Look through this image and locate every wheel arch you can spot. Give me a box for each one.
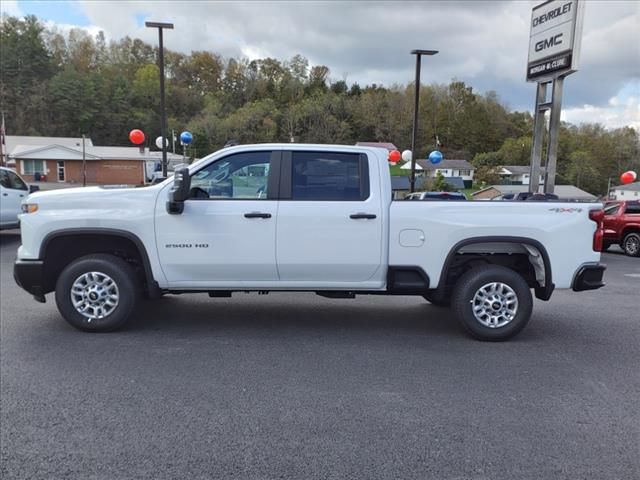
[436,236,554,301]
[621,225,640,239]
[39,228,160,296]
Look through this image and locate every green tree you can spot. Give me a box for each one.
[432,170,450,191]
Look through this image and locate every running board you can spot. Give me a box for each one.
[316,291,356,299]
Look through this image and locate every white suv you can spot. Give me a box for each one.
[0,166,35,230]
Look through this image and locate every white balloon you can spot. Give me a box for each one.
[155,136,167,149]
[401,150,412,162]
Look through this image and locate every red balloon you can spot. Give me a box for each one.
[129,129,145,145]
[620,171,637,185]
[388,150,401,164]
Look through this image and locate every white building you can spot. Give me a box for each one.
[610,182,640,200]
[400,159,474,187]
[2,135,94,167]
[498,165,545,186]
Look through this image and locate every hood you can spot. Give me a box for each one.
[25,184,161,207]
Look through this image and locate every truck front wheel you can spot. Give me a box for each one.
[55,254,140,332]
[451,265,533,341]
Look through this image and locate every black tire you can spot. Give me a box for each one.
[622,232,640,257]
[423,292,450,307]
[451,265,533,341]
[55,254,140,332]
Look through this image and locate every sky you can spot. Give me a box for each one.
[2,0,639,129]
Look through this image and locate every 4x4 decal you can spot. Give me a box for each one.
[548,207,583,213]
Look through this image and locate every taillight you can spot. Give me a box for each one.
[589,209,604,252]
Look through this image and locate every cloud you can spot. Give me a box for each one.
[562,91,640,130]
[23,0,640,128]
[0,0,22,17]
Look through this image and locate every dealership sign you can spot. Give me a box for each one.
[527,0,584,81]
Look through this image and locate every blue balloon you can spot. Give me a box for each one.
[180,131,193,145]
[428,150,443,164]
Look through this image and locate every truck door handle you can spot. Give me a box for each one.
[244,212,272,219]
[350,213,376,220]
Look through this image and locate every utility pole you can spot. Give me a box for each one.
[409,49,438,193]
[145,21,174,178]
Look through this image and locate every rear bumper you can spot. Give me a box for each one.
[572,263,606,292]
[14,259,46,298]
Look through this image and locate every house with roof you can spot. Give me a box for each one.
[400,158,474,188]
[2,135,94,167]
[6,136,183,185]
[499,165,545,186]
[472,184,596,202]
[610,182,640,200]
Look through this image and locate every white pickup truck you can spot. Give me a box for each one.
[14,144,606,340]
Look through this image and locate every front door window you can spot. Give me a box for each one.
[189,151,272,200]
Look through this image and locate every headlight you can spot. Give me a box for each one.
[21,203,38,214]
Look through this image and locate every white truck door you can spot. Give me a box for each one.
[0,170,28,227]
[276,150,385,286]
[155,150,280,286]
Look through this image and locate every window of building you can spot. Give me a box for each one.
[459,169,471,176]
[22,159,45,175]
[290,151,368,201]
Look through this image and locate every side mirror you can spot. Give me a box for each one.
[29,185,40,193]
[166,167,191,214]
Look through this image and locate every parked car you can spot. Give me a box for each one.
[603,200,640,256]
[0,167,38,230]
[491,192,560,201]
[405,191,467,201]
[14,144,605,341]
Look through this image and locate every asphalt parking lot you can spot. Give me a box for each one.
[1,229,638,480]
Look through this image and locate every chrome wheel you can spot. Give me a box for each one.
[625,235,639,255]
[70,271,120,322]
[471,282,519,328]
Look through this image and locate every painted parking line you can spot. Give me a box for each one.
[624,273,640,278]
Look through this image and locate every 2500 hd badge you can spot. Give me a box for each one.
[165,243,209,249]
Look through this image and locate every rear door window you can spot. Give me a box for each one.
[625,203,640,214]
[289,151,369,201]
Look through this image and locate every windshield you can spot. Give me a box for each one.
[604,203,620,215]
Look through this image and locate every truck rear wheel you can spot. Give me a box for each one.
[451,265,533,341]
[55,254,139,332]
[622,232,640,257]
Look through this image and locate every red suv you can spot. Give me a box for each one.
[603,200,640,256]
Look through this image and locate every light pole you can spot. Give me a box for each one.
[145,21,174,178]
[409,49,438,193]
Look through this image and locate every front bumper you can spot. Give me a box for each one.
[572,263,606,292]
[14,259,46,300]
